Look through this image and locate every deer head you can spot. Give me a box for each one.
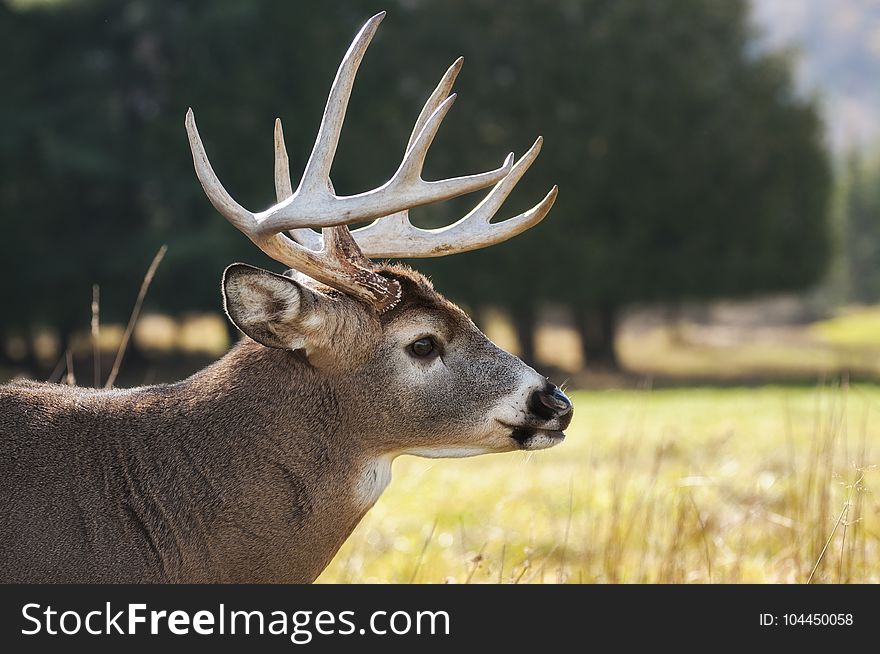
[185,11,572,459]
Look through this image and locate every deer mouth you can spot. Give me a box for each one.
[507,426,566,450]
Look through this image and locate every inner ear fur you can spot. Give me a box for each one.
[222,263,317,351]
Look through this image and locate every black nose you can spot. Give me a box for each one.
[528,383,573,424]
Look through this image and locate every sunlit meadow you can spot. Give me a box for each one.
[318,384,879,583]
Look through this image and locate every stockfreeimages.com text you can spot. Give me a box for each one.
[21,602,450,644]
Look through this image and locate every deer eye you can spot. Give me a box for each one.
[409,337,438,359]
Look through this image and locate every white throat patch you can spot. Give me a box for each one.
[353,456,393,511]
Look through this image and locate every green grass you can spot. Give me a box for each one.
[317,384,879,583]
[813,306,880,348]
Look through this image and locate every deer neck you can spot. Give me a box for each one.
[146,340,389,582]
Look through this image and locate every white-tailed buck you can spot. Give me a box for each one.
[0,12,572,583]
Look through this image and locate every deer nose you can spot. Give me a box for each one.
[528,383,573,425]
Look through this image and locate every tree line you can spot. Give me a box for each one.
[0,0,831,371]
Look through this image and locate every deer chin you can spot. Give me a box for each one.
[507,426,566,451]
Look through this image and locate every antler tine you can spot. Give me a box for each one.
[185,108,258,235]
[351,137,557,258]
[297,11,386,195]
[393,95,518,198]
[406,57,463,155]
[273,117,293,201]
[274,118,323,250]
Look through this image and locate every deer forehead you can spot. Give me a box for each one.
[381,308,461,344]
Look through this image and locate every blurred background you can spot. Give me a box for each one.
[1,0,878,582]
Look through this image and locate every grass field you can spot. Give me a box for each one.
[317,383,879,583]
[4,305,880,584]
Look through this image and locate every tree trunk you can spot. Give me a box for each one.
[510,305,537,368]
[575,303,620,371]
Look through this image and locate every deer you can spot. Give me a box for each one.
[0,12,572,583]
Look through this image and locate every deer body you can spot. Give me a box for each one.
[2,342,370,582]
[0,12,572,583]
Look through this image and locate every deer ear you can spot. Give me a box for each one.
[222,263,322,351]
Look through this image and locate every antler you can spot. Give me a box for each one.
[186,11,556,312]
[276,57,558,259]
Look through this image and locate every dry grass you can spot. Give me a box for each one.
[318,383,879,583]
